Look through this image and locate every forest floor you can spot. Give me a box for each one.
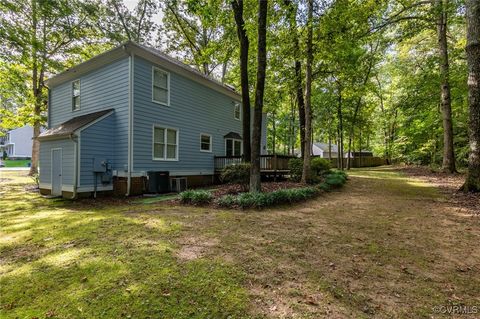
[1,167,479,318]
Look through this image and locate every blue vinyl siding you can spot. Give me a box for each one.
[132,56,242,174]
[49,58,129,171]
[79,114,115,186]
[39,139,75,187]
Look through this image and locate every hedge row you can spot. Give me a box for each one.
[178,170,348,208]
[216,187,319,209]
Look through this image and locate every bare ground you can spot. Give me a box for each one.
[1,167,479,318]
[171,166,480,318]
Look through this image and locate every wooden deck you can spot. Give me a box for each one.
[214,155,295,174]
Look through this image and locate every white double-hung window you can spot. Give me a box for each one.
[72,80,80,111]
[153,126,178,160]
[152,67,170,105]
[200,133,212,152]
[234,103,241,120]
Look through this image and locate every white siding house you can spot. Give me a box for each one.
[0,125,35,158]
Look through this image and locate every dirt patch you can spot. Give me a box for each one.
[399,166,480,215]
[175,236,220,261]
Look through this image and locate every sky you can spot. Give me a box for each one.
[123,0,164,23]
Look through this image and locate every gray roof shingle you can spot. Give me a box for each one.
[39,109,114,140]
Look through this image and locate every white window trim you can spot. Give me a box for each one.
[199,133,212,153]
[152,124,179,161]
[72,79,81,111]
[151,66,170,106]
[224,138,243,157]
[234,103,241,120]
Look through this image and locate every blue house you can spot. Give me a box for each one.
[39,42,267,198]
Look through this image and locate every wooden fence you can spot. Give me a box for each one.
[325,156,386,168]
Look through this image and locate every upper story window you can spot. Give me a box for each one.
[72,80,80,111]
[153,125,178,160]
[234,103,241,120]
[200,133,212,152]
[152,67,170,106]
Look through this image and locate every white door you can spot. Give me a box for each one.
[51,149,62,196]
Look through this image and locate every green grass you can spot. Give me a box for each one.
[3,159,31,167]
[1,168,479,318]
[0,171,249,318]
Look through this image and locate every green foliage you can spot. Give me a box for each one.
[324,170,348,188]
[216,187,319,209]
[220,163,251,191]
[288,158,303,182]
[289,158,332,182]
[215,194,236,207]
[311,157,331,175]
[179,190,212,205]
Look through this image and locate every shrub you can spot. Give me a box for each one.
[317,182,330,192]
[288,158,303,182]
[180,190,212,205]
[236,192,272,209]
[220,163,251,191]
[311,157,331,175]
[289,157,332,182]
[216,187,319,209]
[215,194,236,207]
[324,170,348,188]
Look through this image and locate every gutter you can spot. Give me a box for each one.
[125,46,133,196]
[69,133,78,199]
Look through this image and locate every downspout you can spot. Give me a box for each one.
[47,87,51,128]
[125,45,133,196]
[69,133,78,199]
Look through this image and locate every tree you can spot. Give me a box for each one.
[161,0,234,78]
[97,0,157,45]
[301,0,313,183]
[231,0,251,162]
[285,0,306,159]
[462,0,480,191]
[0,0,99,175]
[249,0,268,192]
[436,0,456,172]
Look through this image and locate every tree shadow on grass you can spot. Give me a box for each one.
[1,187,250,318]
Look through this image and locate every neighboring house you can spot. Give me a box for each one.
[312,142,373,158]
[312,142,339,158]
[38,41,267,198]
[0,125,35,159]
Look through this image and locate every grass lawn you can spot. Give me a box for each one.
[2,159,31,167]
[1,168,479,318]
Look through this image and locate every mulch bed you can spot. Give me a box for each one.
[398,166,480,215]
[211,181,306,198]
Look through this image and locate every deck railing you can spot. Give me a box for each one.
[214,155,295,172]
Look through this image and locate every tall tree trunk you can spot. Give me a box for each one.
[231,0,251,162]
[301,0,313,183]
[328,135,332,160]
[337,85,344,170]
[289,94,296,155]
[29,0,40,176]
[285,0,306,159]
[463,0,480,191]
[436,0,456,173]
[249,0,268,193]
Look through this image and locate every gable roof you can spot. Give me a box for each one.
[313,142,339,152]
[45,41,241,100]
[39,109,114,140]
